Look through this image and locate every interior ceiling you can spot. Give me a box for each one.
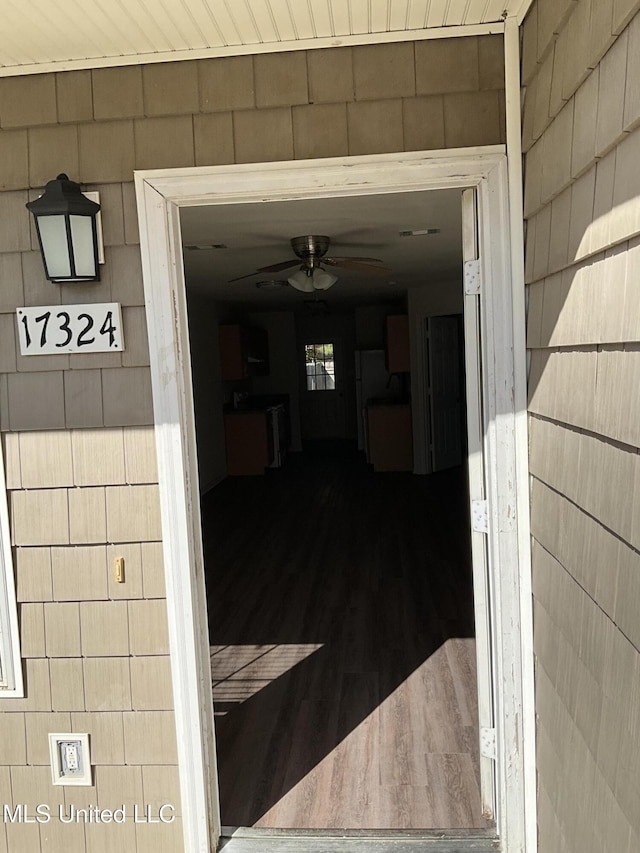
[180,187,463,308]
[2,1,529,77]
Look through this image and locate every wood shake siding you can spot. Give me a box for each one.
[523,1,640,851]
[0,38,504,852]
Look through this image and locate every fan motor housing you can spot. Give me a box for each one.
[291,235,330,260]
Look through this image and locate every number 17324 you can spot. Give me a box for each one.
[17,303,124,355]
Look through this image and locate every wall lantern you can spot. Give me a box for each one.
[26,173,102,283]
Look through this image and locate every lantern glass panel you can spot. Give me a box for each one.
[37,215,71,278]
[70,215,97,278]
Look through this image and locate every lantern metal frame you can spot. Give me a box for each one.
[26,173,102,283]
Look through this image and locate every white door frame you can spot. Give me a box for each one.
[134,147,535,853]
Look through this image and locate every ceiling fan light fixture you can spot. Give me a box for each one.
[287,267,337,292]
[287,269,315,292]
[311,268,338,290]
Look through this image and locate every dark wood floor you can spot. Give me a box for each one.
[202,443,490,831]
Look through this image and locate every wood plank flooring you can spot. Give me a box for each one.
[201,443,492,831]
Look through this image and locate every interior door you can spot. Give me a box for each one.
[425,314,463,472]
[300,338,348,441]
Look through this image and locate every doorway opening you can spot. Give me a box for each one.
[181,187,491,831]
[135,149,534,853]
[201,440,481,830]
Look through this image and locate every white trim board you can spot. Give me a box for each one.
[0,22,504,78]
[0,439,23,697]
[504,18,537,853]
[515,0,536,25]
[135,148,536,853]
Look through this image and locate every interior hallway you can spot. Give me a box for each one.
[202,444,491,830]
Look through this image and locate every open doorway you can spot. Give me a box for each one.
[180,188,490,830]
[135,150,533,852]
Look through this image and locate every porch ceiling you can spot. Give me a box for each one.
[3,0,532,77]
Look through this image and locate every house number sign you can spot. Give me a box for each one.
[16,303,124,355]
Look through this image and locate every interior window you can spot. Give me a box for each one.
[305,343,336,391]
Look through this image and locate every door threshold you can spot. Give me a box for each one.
[218,826,499,852]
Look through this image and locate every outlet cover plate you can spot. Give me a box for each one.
[48,733,92,786]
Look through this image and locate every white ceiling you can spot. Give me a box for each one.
[180,186,463,308]
[3,0,532,77]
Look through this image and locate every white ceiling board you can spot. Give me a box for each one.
[4,1,57,63]
[219,0,260,44]
[180,187,463,309]
[308,0,334,38]
[426,0,449,28]
[388,0,410,30]
[69,0,140,55]
[154,0,210,47]
[264,0,299,41]
[460,0,484,24]
[109,1,169,52]
[482,0,510,23]
[242,0,279,42]
[406,0,429,29]
[445,1,472,25]
[1,0,518,76]
[370,0,391,32]
[180,0,228,45]
[327,0,352,35]
[309,0,333,38]
[286,0,319,39]
[349,0,372,34]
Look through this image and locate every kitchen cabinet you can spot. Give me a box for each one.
[219,324,269,381]
[366,403,413,472]
[224,411,273,475]
[385,314,410,373]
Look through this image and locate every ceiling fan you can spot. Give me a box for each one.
[229,235,391,292]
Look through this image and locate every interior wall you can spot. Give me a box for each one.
[187,291,227,491]
[0,34,505,853]
[522,1,640,850]
[355,303,403,349]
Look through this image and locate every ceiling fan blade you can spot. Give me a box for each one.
[228,258,300,282]
[324,258,391,275]
[325,256,385,264]
[228,270,267,283]
[256,258,301,273]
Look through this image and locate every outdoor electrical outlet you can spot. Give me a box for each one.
[62,741,81,774]
[49,733,92,786]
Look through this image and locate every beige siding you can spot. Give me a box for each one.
[0,156,177,848]
[0,37,506,853]
[523,1,640,850]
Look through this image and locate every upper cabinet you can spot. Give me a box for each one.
[219,324,269,381]
[386,315,410,373]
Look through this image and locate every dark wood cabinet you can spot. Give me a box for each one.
[386,315,410,373]
[219,324,269,381]
[224,411,273,475]
[366,404,413,472]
